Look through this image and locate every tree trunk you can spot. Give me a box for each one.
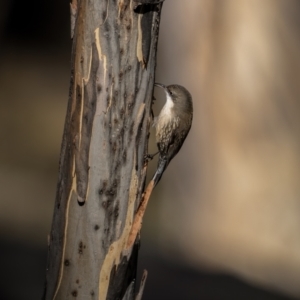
[44,1,163,299]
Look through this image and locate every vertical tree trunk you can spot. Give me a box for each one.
[44,1,163,299]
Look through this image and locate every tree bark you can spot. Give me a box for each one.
[44,1,163,299]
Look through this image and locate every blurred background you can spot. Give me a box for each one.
[1,0,300,299]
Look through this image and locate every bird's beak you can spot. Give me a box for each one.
[154,83,167,90]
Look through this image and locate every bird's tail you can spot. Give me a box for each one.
[152,156,169,187]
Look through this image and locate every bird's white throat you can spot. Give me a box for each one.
[161,92,174,116]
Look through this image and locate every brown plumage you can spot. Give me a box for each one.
[153,83,193,186]
[126,83,193,248]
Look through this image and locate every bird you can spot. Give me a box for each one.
[152,83,193,186]
[126,83,193,248]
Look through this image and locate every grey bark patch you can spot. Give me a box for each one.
[107,243,139,300]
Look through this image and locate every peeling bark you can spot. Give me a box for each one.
[43,1,163,299]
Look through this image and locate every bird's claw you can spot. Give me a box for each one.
[144,151,159,163]
[144,154,154,162]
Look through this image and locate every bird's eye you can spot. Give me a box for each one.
[169,91,173,95]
